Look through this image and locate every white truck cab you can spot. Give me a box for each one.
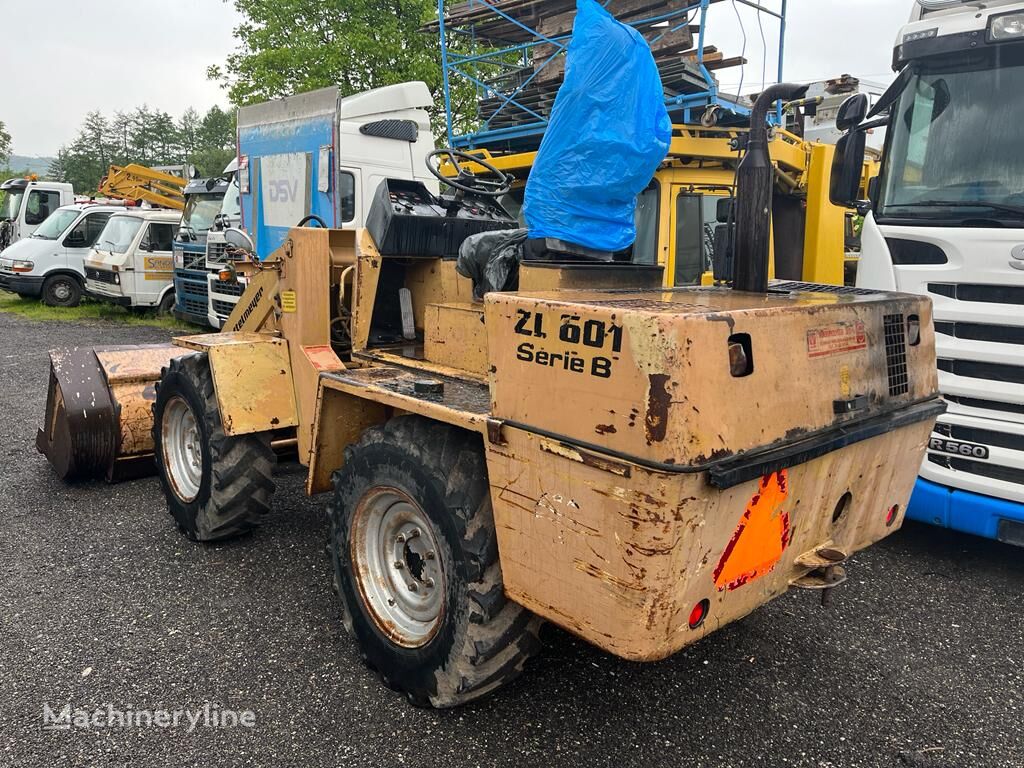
[856,0,1024,545]
[0,178,75,252]
[0,203,123,306]
[85,209,180,313]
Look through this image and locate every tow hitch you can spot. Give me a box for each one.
[792,546,849,607]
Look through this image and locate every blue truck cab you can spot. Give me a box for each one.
[173,177,229,325]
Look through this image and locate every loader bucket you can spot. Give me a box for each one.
[36,344,183,482]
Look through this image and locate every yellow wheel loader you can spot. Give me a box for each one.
[37,88,943,707]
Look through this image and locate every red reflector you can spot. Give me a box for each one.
[886,504,899,527]
[688,599,710,630]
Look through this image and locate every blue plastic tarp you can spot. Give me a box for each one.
[522,0,671,252]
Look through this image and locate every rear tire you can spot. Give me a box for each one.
[327,416,542,708]
[41,274,82,307]
[152,353,276,541]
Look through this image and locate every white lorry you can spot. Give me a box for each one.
[84,208,181,314]
[0,203,123,305]
[204,81,439,327]
[0,178,75,252]
[854,0,1024,546]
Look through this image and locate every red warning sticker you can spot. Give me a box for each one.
[806,320,867,359]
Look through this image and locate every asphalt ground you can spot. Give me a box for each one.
[0,311,1021,768]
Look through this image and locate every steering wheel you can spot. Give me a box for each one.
[426,149,513,198]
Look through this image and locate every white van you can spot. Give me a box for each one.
[0,203,123,306]
[85,209,180,314]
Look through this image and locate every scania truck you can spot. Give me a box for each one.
[856,0,1024,546]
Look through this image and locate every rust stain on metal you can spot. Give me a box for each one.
[595,424,617,435]
[645,373,672,444]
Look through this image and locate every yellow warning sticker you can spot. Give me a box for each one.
[281,290,297,313]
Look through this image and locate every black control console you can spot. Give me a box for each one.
[366,179,517,258]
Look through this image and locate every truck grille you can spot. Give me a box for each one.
[945,395,1024,417]
[935,423,1023,453]
[883,314,909,396]
[927,455,1024,486]
[937,358,1024,386]
[206,241,228,265]
[934,321,1024,346]
[85,267,117,285]
[211,281,245,298]
[928,283,1024,306]
[212,300,237,318]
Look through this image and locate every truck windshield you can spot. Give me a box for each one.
[0,190,24,221]
[183,193,225,233]
[98,216,143,255]
[32,209,79,240]
[876,47,1024,226]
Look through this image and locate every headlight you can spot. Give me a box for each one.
[989,11,1024,41]
[11,260,34,273]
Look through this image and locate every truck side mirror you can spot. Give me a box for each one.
[224,227,255,255]
[829,129,867,208]
[835,93,869,132]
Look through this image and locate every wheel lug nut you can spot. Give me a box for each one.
[425,551,435,560]
[396,533,406,544]
[425,578,435,589]
[393,561,404,570]
[407,582,418,592]
[409,528,421,539]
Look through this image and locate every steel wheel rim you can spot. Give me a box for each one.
[351,488,445,648]
[162,395,202,502]
[53,281,71,301]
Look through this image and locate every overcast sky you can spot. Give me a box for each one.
[1,0,912,158]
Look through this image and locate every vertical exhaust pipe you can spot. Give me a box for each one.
[732,83,808,293]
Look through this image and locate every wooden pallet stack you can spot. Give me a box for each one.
[428,0,747,131]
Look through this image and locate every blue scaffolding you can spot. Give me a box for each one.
[435,0,788,151]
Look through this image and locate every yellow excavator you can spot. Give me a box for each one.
[36,84,942,707]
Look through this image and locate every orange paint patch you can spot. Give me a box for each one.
[713,470,791,592]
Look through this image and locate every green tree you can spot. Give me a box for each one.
[46,150,68,182]
[208,0,444,107]
[63,111,114,193]
[54,104,238,191]
[198,105,235,151]
[0,120,10,166]
[178,107,201,159]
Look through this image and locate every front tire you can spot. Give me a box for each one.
[152,353,276,541]
[41,274,82,307]
[328,416,542,708]
[156,291,175,316]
